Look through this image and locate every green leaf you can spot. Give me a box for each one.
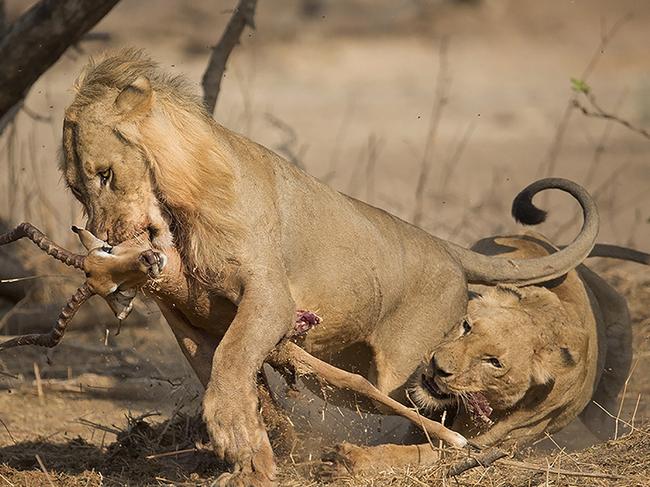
[570,78,590,94]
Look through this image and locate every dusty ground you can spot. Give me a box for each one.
[0,0,649,485]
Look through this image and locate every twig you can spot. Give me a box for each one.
[146,447,198,460]
[572,95,650,140]
[77,418,122,436]
[33,362,44,404]
[447,448,508,477]
[0,416,16,444]
[540,13,631,181]
[264,113,307,169]
[615,358,637,439]
[202,0,258,115]
[405,390,437,452]
[0,473,14,486]
[34,454,55,487]
[498,458,623,480]
[590,400,649,436]
[413,37,449,227]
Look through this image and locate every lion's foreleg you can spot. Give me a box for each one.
[157,301,217,387]
[203,270,295,487]
[318,442,441,479]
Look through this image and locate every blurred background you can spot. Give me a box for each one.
[0,1,648,485]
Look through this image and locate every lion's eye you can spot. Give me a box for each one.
[462,319,471,335]
[98,168,112,186]
[484,357,503,368]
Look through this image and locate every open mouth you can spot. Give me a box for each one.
[466,392,494,426]
[421,374,452,401]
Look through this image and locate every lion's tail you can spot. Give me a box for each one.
[444,178,599,286]
[584,243,650,265]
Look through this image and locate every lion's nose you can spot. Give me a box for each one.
[430,354,452,378]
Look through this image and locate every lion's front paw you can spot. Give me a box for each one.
[204,387,276,485]
[138,249,167,278]
[211,469,274,487]
[318,442,372,480]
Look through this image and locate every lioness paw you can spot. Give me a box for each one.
[318,442,371,480]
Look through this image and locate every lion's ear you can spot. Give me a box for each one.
[115,76,153,117]
[489,284,524,305]
[531,350,554,385]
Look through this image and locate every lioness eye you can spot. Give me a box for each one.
[485,357,503,368]
[98,168,112,186]
[462,318,471,335]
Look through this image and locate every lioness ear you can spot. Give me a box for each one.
[115,76,153,117]
[72,226,107,251]
[531,350,554,385]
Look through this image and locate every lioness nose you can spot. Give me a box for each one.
[430,355,452,378]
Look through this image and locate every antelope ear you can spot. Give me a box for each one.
[115,76,153,117]
[72,226,107,251]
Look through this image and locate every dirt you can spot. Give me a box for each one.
[0,0,649,485]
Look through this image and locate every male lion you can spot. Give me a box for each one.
[321,233,639,475]
[61,49,599,486]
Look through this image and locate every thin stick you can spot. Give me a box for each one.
[630,393,641,430]
[202,0,258,115]
[33,362,44,404]
[0,472,15,486]
[146,447,198,460]
[573,96,650,140]
[499,458,622,480]
[405,389,437,452]
[447,449,508,477]
[0,417,16,444]
[34,455,55,487]
[540,13,631,181]
[413,37,449,227]
[615,358,638,439]
[591,401,648,436]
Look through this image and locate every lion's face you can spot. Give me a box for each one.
[412,285,579,423]
[62,77,172,249]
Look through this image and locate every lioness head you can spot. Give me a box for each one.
[60,49,238,275]
[412,284,583,428]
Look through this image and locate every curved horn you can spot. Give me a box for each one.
[0,284,93,350]
[0,222,85,269]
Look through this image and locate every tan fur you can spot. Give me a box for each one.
[324,233,633,475]
[61,50,600,486]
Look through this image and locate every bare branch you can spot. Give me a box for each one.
[0,0,120,133]
[413,37,450,227]
[447,448,508,476]
[572,94,650,141]
[202,0,258,115]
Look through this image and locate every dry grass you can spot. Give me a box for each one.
[0,413,648,486]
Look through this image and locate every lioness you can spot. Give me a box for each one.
[321,233,639,475]
[61,49,598,485]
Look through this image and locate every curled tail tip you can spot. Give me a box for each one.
[511,190,547,225]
